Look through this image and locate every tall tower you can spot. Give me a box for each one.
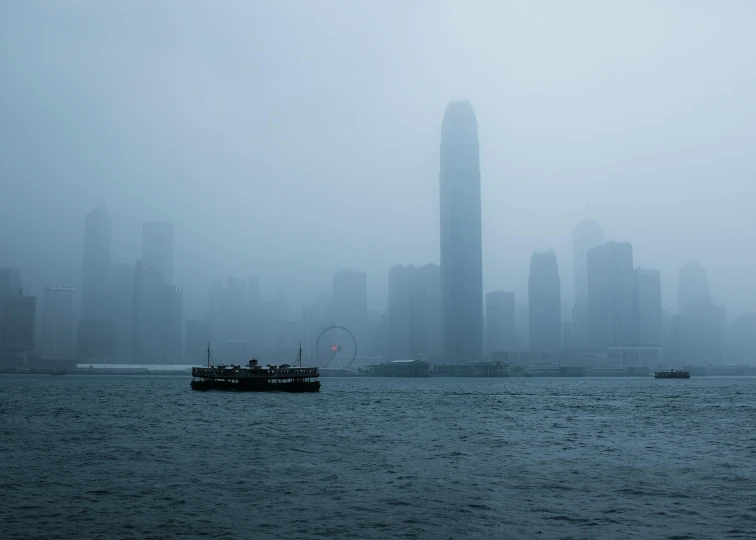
[142,221,174,284]
[42,286,74,360]
[81,205,111,319]
[587,241,636,347]
[79,205,114,360]
[528,251,562,354]
[572,218,603,349]
[439,100,483,362]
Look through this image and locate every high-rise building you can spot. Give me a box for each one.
[0,268,23,352]
[528,251,562,354]
[587,241,636,347]
[110,263,134,363]
[332,270,367,324]
[142,221,174,284]
[81,205,111,319]
[42,286,74,359]
[678,260,712,314]
[79,206,115,360]
[3,294,36,353]
[131,260,164,363]
[572,218,603,349]
[439,100,483,362]
[162,285,183,364]
[673,260,722,364]
[388,264,442,361]
[485,291,516,355]
[634,268,662,346]
[185,320,210,363]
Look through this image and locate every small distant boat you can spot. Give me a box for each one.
[654,369,690,379]
[51,369,67,376]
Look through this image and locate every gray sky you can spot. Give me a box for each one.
[1,1,755,319]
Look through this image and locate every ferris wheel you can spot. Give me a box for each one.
[315,325,358,369]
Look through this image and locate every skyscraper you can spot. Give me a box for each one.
[485,291,516,355]
[110,263,134,363]
[0,268,23,352]
[587,241,636,347]
[388,264,442,361]
[162,285,183,364]
[528,251,562,354]
[42,286,74,360]
[79,206,115,360]
[673,260,722,364]
[332,270,367,325]
[572,218,603,349]
[131,259,164,363]
[142,221,174,284]
[185,320,210,363]
[3,294,36,354]
[634,268,662,346]
[81,205,111,319]
[439,100,483,362]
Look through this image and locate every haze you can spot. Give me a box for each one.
[2,0,755,321]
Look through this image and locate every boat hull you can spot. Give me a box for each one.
[191,379,320,392]
[653,372,690,379]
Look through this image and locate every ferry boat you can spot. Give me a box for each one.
[51,369,67,375]
[654,369,691,379]
[191,344,320,392]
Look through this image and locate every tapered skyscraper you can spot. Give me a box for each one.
[439,100,483,362]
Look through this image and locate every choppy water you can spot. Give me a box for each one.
[2,375,756,539]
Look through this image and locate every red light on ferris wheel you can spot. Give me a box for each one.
[331,344,338,352]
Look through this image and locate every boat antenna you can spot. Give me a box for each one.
[207,342,210,368]
[299,342,303,368]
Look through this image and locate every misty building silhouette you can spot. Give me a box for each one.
[528,251,562,354]
[587,241,636,347]
[485,291,516,356]
[132,260,164,363]
[332,270,367,325]
[0,268,23,353]
[439,100,483,362]
[109,263,134,363]
[672,260,723,364]
[388,264,442,361]
[572,218,603,349]
[634,268,662,346]
[78,205,115,360]
[185,320,209,363]
[42,286,74,360]
[142,222,174,285]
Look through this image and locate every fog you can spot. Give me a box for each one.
[2,0,755,320]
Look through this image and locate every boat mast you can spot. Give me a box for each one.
[207,342,210,368]
[299,342,303,368]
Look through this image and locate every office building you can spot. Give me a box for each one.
[528,251,562,354]
[42,286,74,359]
[439,100,483,362]
[587,241,636,347]
[486,291,516,355]
[388,264,442,361]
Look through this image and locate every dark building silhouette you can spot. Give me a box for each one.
[185,320,210,363]
[110,263,134,363]
[78,206,115,360]
[142,221,174,285]
[162,285,183,363]
[332,270,367,325]
[672,260,723,364]
[572,218,603,349]
[528,251,562,354]
[587,241,636,347]
[0,268,23,352]
[3,294,36,353]
[81,205,111,319]
[42,286,74,360]
[485,291,516,355]
[388,264,442,361]
[131,260,164,363]
[634,268,662,346]
[439,100,483,362]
